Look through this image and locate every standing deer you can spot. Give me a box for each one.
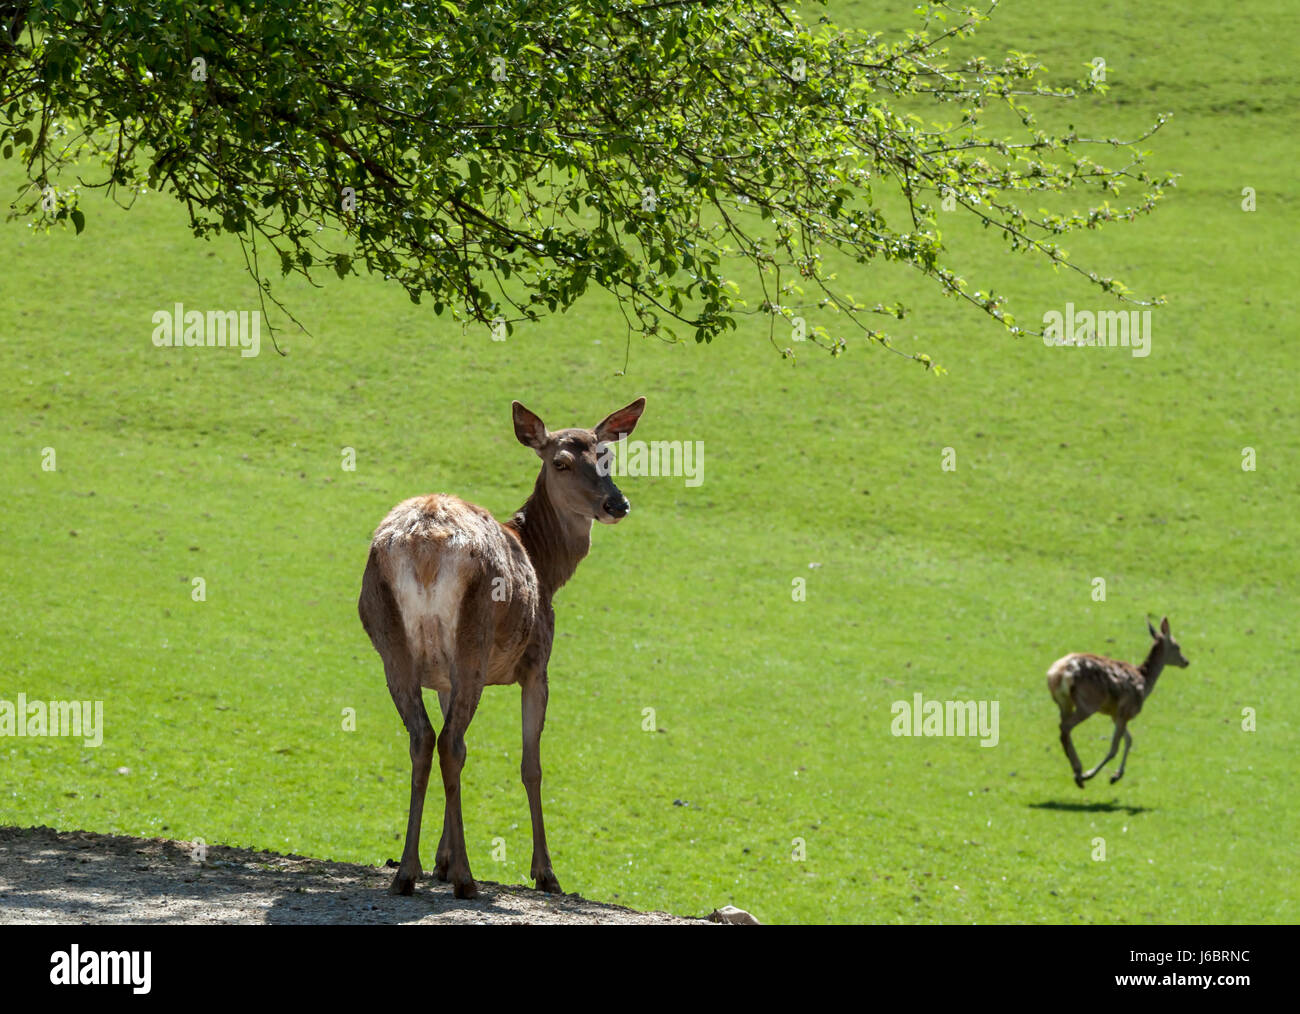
[358,397,646,898]
[1047,616,1189,788]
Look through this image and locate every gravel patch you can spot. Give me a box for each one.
[0,825,707,925]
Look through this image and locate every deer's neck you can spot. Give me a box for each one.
[506,471,591,599]
[1138,641,1165,697]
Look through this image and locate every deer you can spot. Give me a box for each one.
[1047,616,1189,788]
[357,397,646,899]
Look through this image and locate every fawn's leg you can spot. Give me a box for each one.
[1109,724,1134,784]
[1082,720,1125,782]
[1059,707,1090,789]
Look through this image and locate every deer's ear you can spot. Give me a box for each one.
[1160,616,1171,637]
[513,402,548,452]
[1147,616,1159,640]
[594,397,646,443]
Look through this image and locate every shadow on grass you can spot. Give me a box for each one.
[1028,800,1151,815]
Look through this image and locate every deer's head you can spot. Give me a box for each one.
[1147,615,1190,668]
[513,398,646,524]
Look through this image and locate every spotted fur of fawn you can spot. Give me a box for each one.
[1047,616,1189,788]
[358,398,646,898]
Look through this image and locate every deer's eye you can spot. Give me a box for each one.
[553,454,573,471]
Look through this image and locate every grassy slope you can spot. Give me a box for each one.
[1,1,1296,922]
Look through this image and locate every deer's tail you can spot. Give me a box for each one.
[1046,656,1077,712]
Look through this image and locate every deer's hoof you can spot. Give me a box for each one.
[389,868,420,896]
[1074,774,1086,789]
[1109,773,1123,785]
[452,877,479,900]
[534,871,563,894]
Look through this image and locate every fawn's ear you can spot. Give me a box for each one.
[1160,616,1171,637]
[1147,616,1159,640]
[594,397,646,443]
[513,402,548,452]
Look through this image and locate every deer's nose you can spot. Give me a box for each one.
[604,495,630,518]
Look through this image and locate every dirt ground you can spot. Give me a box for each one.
[0,825,707,925]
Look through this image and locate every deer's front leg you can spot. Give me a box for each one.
[521,672,561,894]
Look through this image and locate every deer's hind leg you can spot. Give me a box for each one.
[388,677,435,896]
[360,555,435,897]
[432,689,452,882]
[1109,723,1133,784]
[1082,719,1126,782]
[436,609,491,900]
[1058,704,1092,789]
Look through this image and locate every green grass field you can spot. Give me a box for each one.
[2,0,1296,923]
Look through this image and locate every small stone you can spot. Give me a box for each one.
[708,905,760,926]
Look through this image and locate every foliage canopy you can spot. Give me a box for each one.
[0,0,1172,364]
